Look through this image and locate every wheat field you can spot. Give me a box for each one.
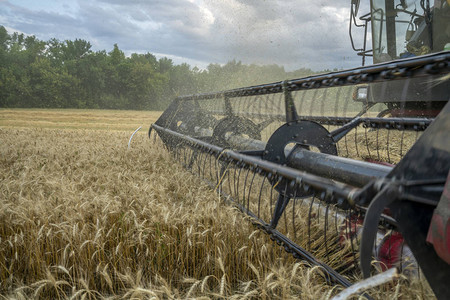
[0,109,434,299]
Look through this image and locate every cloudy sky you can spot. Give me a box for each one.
[0,0,371,71]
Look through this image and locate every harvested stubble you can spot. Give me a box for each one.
[0,109,435,299]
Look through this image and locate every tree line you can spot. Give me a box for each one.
[0,26,321,110]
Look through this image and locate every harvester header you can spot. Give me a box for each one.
[150,51,450,298]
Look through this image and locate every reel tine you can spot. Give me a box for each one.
[324,204,330,262]
[226,161,233,198]
[334,206,340,239]
[354,126,360,158]
[269,175,281,220]
[344,132,350,157]
[236,165,243,204]
[400,129,405,159]
[242,167,251,208]
[283,183,290,234]
[201,150,209,178]
[348,208,358,268]
[291,184,298,241]
[180,146,186,166]
[376,128,381,161]
[257,173,267,219]
[386,129,391,164]
[214,153,221,185]
[364,126,372,160]
[246,170,257,213]
[308,195,316,252]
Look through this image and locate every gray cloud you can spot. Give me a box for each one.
[1,0,369,70]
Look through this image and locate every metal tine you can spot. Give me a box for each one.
[354,126,360,158]
[185,147,192,169]
[268,174,277,219]
[307,194,316,252]
[176,143,182,161]
[187,147,195,169]
[343,132,350,157]
[257,173,267,219]
[201,151,209,178]
[376,128,381,161]
[316,197,322,223]
[347,208,359,268]
[246,169,257,213]
[174,144,180,163]
[364,126,372,160]
[291,183,298,241]
[218,157,229,195]
[209,153,216,183]
[216,156,222,186]
[235,165,243,204]
[333,205,339,233]
[399,129,405,159]
[187,149,198,170]
[179,146,186,166]
[233,162,240,201]
[242,167,251,208]
[201,149,210,179]
[184,147,191,168]
[386,129,391,164]
[194,149,201,175]
[283,183,290,235]
[227,161,236,198]
[324,204,330,263]
[214,153,220,185]
[215,158,229,193]
[226,161,233,199]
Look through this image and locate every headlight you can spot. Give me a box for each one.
[353,86,368,102]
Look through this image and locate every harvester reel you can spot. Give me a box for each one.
[263,120,338,197]
[170,107,217,134]
[212,116,261,148]
[263,120,337,164]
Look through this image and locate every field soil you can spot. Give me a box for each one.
[0,109,434,299]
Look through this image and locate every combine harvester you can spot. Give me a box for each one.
[150,0,449,298]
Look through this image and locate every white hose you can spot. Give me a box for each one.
[331,268,398,300]
[128,126,142,149]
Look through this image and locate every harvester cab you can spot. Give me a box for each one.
[150,1,450,298]
[351,0,449,117]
